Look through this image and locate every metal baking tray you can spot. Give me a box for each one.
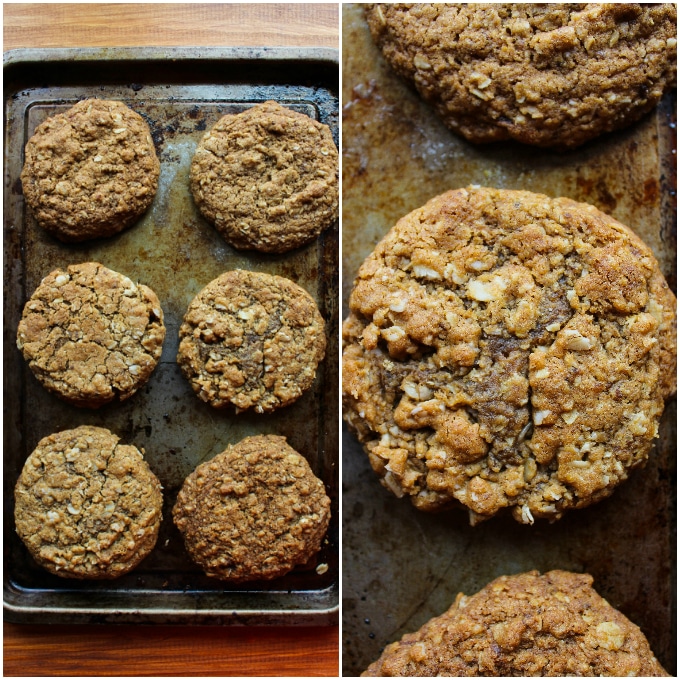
[3,46,339,625]
[341,4,676,675]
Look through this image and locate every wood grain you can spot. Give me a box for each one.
[4,622,339,677]
[3,3,339,50]
[3,3,339,677]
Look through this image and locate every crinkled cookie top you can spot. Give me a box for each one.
[190,100,338,252]
[172,434,331,582]
[14,425,163,579]
[363,570,669,676]
[177,269,326,413]
[17,262,165,408]
[342,187,676,524]
[366,3,677,148]
[21,98,159,241]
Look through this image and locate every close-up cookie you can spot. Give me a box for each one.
[177,269,326,413]
[365,4,677,149]
[190,100,338,253]
[342,187,676,524]
[362,570,669,676]
[14,425,163,580]
[17,262,166,408]
[20,98,160,241]
[172,434,331,582]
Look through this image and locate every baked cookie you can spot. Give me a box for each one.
[17,262,166,408]
[14,425,163,579]
[190,100,338,252]
[342,187,676,524]
[21,98,160,241]
[177,269,326,413]
[366,4,677,149]
[363,570,669,676]
[172,434,331,582]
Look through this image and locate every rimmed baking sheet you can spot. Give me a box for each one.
[4,46,339,625]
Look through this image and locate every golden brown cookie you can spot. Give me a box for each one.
[172,434,331,582]
[363,570,669,676]
[366,4,677,148]
[20,98,159,241]
[177,269,326,413]
[190,100,338,252]
[342,187,676,524]
[14,425,163,580]
[17,262,166,408]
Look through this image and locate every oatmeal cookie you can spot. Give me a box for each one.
[14,425,163,579]
[190,100,338,252]
[363,570,669,676]
[366,4,677,148]
[177,269,326,413]
[20,98,159,241]
[17,262,166,408]
[172,434,331,582]
[342,187,676,524]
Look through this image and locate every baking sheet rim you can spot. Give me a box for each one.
[3,44,339,626]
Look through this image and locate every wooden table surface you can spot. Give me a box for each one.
[3,4,339,677]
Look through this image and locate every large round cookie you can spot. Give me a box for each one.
[172,434,331,582]
[190,100,339,253]
[177,269,326,413]
[366,4,677,149]
[17,262,166,408]
[14,425,163,579]
[20,98,160,241]
[363,570,669,676]
[342,187,676,524]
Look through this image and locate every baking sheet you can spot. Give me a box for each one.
[341,4,676,675]
[3,46,339,625]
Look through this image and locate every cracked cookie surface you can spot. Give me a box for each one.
[173,434,331,582]
[17,262,166,408]
[14,425,163,579]
[342,187,676,524]
[363,570,669,676]
[190,100,338,252]
[177,269,326,413]
[366,4,677,148]
[21,98,160,241]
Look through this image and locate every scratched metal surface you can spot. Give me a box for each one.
[341,4,676,675]
[3,47,339,625]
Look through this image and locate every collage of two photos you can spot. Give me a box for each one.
[3,3,677,677]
